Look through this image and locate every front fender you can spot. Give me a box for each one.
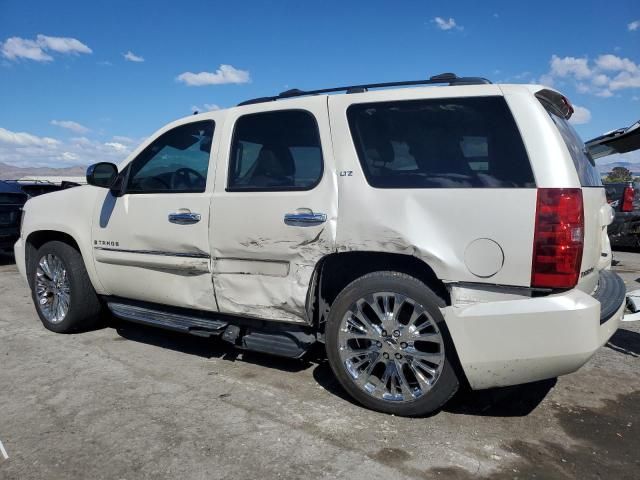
[22,186,106,294]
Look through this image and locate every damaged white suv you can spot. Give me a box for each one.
[15,73,635,416]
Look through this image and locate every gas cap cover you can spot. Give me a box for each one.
[464,238,504,278]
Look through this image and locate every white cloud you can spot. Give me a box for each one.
[177,64,250,86]
[595,54,638,72]
[36,34,91,54]
[539,53,640,96]
[51,119,90,134]
[1,37,52,62]
[0,127,132,168]
[628,20,640,31]
[569,105,591,125]
[433,17,460,31]
[104,142,128,153]
[0,127,59,147]
[61,151,79,161]
[549,55,591,79]
[609,70,640,90]
[1,34,91,62]
[191,103,221,113]
[538,73,555,87]
[111,135,135,144]
[123,51,144,62]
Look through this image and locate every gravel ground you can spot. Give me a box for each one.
[0,251,638,479]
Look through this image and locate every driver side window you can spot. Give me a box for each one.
[126,120,215,194]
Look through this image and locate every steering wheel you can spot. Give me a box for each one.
[170,167,205,190]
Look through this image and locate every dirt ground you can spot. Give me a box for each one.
[0,251,638,479]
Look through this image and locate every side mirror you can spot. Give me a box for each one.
[86,162,118,188]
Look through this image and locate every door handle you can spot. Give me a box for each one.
[168,212,201,225]
[284,211,327,227]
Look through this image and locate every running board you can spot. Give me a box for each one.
[107,302,228,337]
[106,300,316,358]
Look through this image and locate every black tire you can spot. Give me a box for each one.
[325,271,459,416]
[29,240,104,333]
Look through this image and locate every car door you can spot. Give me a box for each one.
[91,118,220,311]
[210,97,337,324]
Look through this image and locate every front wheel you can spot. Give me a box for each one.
[325,271,459,416]
[30,240,104,333]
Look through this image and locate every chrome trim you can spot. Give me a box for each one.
[94,247,210,259]
[168,212,201,225]
[284,212,327,227]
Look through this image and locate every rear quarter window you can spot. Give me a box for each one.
[346,96,535,188]
[545,109,602,187]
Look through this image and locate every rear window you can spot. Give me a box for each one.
[347,97,535,188]
[545,109,602,187]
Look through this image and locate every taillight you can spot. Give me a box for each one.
[622,186,634,212]
[531,188,584,289]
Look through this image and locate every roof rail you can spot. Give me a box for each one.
[238,73,491,106]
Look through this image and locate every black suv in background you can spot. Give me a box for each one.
[0,181,27,253]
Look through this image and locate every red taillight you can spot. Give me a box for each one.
[622,186,634,212]
[531,188,584,289]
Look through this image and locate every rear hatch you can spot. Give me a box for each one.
[586,120,640,160]
[536,90,609,293]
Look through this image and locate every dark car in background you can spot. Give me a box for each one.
[603,181,640,248]
[587,119,640,249]
[0,180,27,252]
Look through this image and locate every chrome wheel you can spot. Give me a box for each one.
[337,292,445,403]
[35,254,70,324]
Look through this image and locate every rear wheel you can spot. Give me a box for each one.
[325,271,459,416]
[30,240,103,333]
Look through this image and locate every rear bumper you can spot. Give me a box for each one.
[444,272,625,390]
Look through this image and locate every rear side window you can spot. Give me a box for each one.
[347,97,535,188]
[546,109,602,187]
[227,110,323,191]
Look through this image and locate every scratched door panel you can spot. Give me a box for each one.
[210,96,338,323]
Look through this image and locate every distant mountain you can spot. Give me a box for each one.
[0,162,86,180]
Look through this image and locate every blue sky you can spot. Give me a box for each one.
[0,0,638,168]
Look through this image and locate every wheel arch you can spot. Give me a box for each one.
[306,251,450,332]
[25,230,95,290]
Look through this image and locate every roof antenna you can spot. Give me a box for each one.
[193,110,199,115]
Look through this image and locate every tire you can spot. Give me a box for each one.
[29,240,104,333]
[325,271,459,416]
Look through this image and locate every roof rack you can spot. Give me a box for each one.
[238,72,491,106]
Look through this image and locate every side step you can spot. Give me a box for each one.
[106,300,316,358]
[108,302,228,338]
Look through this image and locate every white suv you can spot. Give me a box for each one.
[14,73,634,416]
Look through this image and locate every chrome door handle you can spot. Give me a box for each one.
[284,212,327,227]
[168,212,201,225]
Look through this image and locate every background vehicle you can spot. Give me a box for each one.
[13,74,633,416]
[0,180,27,253]
[587,120,640,249]
[603,181,640,248]
[4,179,80,197]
